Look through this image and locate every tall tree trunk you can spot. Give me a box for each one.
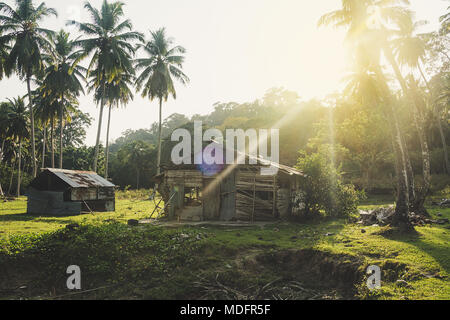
[401,134,416,204]
[384,46,431,214]
[42,127,46,169]
[373,63,413,231]
[156,97,163,176]
[389,109,412,230]
[93,81,106,173]
[51,115,55,168]
[409,81,432,214]
[105,104,112,179]
[26,74,37,178]
[16,139,22,197]
[8,157,15,196]
[59,93,64,169]
[418,63,450,175]
[136,168,140,190]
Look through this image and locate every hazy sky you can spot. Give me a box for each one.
[0,0,448,145]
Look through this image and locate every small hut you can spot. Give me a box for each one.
[157,157,306,222]
[27,169,116,216]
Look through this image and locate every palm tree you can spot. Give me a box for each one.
[382,18,433,213]
[319,0,414,229]
[0,0,57,178]
[6,97,29,197]
[135,28,190,176]
[68,0,143,173]
[40,30,85,169]
[393,22,450,176]
[93,72,134,179]
[33,87,58,168]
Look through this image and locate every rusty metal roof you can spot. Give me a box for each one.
[44,169,116,188]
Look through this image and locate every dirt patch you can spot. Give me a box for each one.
[255,249,364,297]
[195,249,366,300]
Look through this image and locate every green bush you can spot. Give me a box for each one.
[295,152,363,218]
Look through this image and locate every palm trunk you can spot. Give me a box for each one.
[156,97,163,176]
[409,81,432,214]
[136,168,140,190]
[93,81,106,173]
[384,46,431,213]
[59,94,64,169]
[51,115,55,168]
[8,157,15,196]
[419,64,450,175]
[42,127,46,169]
[26,74,37,178]
[16,139,22,197]
[401,134,416,204]
[389,110,412,229]
[374,63,412,230]
[105,104,112,179]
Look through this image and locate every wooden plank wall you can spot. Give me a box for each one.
[202,178,221,220]
[235,170,278,221]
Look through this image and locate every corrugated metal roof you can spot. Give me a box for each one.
[45,169,116,188]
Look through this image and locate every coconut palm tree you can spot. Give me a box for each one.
[135,28,190,176]
[68,0,143,173]
[393,22,450,176]
[6,97,29,197]
[40,30,85,169]
[101,73,134,179]
[88,70,135,178]
[319,0,415,229]
[33,87,58,168]
[0,0,57,178]
[382,19,433,213]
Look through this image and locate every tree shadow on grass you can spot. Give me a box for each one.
[381,227,450,275]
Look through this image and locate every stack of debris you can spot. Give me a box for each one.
[359,206,449,227]
[359,206,395,226]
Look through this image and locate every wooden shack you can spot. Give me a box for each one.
[157,159,305,222]
[27,169,116,216]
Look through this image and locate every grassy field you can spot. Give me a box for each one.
[0,193,449,300]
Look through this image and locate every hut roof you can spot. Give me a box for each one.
[162,140,305,177]
[33,169,115,189]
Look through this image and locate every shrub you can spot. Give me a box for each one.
[295,152,363,218]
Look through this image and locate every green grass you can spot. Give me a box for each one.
[0,196,158,239]
[0,195,449,300]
